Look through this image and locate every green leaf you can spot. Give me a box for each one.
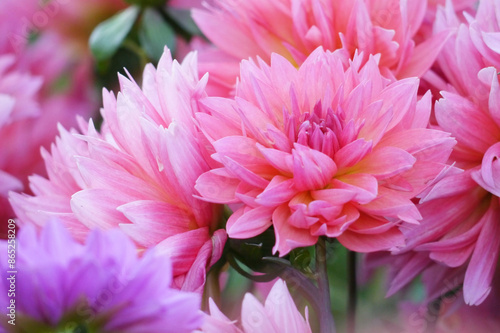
[124,0,165,7]
[89,6,140,61]
[139,8,176,62]
[166,7,202,36]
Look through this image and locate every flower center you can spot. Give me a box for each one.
[285,100,362,159]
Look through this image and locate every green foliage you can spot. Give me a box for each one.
[89,6,140,62]
[139,8,177,62]
[165,8,202,36]
[124,0,165,7]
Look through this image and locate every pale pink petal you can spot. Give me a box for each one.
[226,206,274,239]
[463,200,500,305]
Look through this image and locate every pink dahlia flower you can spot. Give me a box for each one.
[197,279,311,333]
[0,221,203,332]
[383,0,500,306]
[192,0,451,95]
[195,47,455,255]
[10,50,226,292]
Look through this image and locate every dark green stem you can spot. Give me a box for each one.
[347,250,357,333]
[316,237,336,333]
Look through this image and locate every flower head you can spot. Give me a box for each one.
[10,49,226,292]
[192,0,451,95]
[195,47,455,255]
[0,221,203,332]
[384,0,500,306]
[198,279,311,333]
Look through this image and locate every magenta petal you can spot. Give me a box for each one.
[463,201,500,305]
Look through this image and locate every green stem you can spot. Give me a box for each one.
[121,39,149,69]
[316,237,336,333]
[347,250,357,333]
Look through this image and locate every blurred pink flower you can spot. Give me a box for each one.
[10,50,226,292]
[0,1,96,237]
[195,47,455,255]
[415,0,477,42]
[40,0,126,54]
[192,0,451,95]
[393,271,500,333]
[383,0,500,306]
[0,221,204,332]
[198,279,311,333]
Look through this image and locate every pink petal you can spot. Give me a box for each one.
[292,144,337,191]
[351,146,416,180]
[195,169,240,204]
[397,31,452,78]
[257,144,294,176]
[360,187,421,223]
[436,91,499,153]
[272,204,317,255]
[387,253,430,297]
[333,173,378,204]
[264,280,311,333]
[70,189,128,230]
[472,142,500,197]
[156,227,210,278]
[241,294,277,333]
[334,138,373,169]
[117,200,192,247]
[463,200,500,305]
[226,206,274,239]
[256,176,297,206]
[337,226,404,253]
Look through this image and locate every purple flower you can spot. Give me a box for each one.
[0,221,203,332]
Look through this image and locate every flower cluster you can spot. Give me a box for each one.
[3,0,500,331]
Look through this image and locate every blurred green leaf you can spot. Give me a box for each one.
[124,0,165,7]
[290,246,314,274]
[89,6,140,61]
[166,7,202,36]
[139,8,176,62]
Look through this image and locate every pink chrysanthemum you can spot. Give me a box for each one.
[197,279,311,333]
[0,221,203,332]
[384,0,500,306]
[195,47,455,255]
[10,50,226,292]
[192,0,451,95]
